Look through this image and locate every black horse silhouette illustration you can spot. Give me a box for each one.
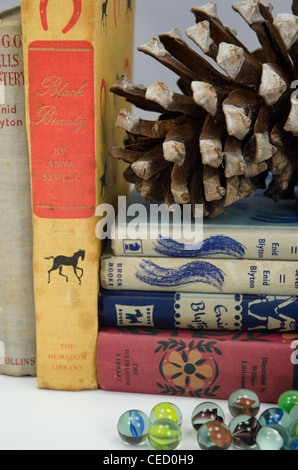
[45,249,86,285]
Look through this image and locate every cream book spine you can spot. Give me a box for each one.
[101,252,298,296]
[0,7,36,377]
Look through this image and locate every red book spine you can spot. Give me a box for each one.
[97,327,298,403]
[28,40,95,219]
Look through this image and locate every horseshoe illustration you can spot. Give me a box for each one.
[40,0,82,34]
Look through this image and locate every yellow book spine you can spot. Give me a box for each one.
[21,0,135,390]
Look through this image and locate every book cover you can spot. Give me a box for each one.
[99,289,298,332]
[111,189,298,260]
[97,327,298,403]
[21,0,135,390]
[100,251,298,296]
[0,7,36,377]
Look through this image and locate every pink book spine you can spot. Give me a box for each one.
[97,327,298,403]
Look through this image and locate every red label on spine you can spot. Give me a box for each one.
[28,41,95,219]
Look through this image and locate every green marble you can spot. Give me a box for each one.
[278,390,298,413]
[148,418,181,450]
[150,402,182,426]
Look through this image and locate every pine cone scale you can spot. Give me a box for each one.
[110,1,298,218]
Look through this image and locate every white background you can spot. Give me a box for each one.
[0,373,272,451]
[0,0,292,451]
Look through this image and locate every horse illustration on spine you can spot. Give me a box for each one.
[45,249,86,284]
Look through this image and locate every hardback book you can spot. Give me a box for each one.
[110,189,298,260]
[97,327,298,403]
[100,250,298,296]
[0,7,36,377]
[21,0,135,390]
[99,289,298,332]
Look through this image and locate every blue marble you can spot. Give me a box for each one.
[259,407,292,428]
[117,410,150,445]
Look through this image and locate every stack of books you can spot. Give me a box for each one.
[97,189,298,402]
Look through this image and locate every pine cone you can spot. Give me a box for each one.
[109,1,298,218]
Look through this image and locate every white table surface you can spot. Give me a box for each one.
[0,373,275,451]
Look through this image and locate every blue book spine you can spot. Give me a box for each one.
[99,289,298,332]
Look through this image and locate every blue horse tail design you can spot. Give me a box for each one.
[136,259,225,291]
[153,235,246,258]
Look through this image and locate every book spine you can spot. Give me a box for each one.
[111,226,298,261]
[97,327,298,403]
[22,0,134,390]
[0,9,36,377]
[99,289,298,332]
[100,254,298,296]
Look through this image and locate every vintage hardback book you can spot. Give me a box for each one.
[97,327,298,403]
[99,288,298,333]
[21,0,135,390]
[100,250,298,296]
[111,189,298,260]
[0,6,36,377]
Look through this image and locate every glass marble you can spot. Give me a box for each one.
[150,402,182,426]
[228,415,261,449]
[228,389,260,417]
[288,436,298,450]
[191,402,225,431]
[259,407,292,428]
[148,418,181,450]
[288,419,298,437]
[290,404,298,421]
[197,420,233,451]
[117,410,150,445]
[256,425,290,451]
[278,390,298,413]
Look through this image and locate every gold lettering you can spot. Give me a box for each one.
[54,148,67,156]
[37,76,87,98]
[42,173,80,182]
[33,106,87,133]
[47,161,75,168]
